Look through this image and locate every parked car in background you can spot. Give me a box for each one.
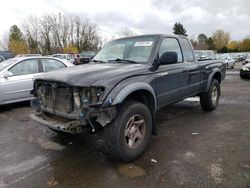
[15,54,42,57]
[0,51,15,60]
[52,54,75,64]
[79,51,97,64]
[236,53,246,62]
[195,50,216,61]
[0,55,5,63]
[240,62,250,79]
[218,54,235,69]
[0,57,74,105]
[243,54,250,65]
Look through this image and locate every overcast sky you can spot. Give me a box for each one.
[1,0,250,40]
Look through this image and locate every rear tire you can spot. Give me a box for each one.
[104,101,152,162]
[200,79,220,111]
[240,73,246,79]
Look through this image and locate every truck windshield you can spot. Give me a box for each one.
[93,36,158,64]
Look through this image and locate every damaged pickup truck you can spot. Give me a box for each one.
[31,34,226,162]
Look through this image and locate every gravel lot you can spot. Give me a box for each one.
[0,64,249,188]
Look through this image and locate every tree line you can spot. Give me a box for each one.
[1,14,101,55]
[1,16,250,55]
[173,22,250,53]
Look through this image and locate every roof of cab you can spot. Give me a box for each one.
[115,34,188,41]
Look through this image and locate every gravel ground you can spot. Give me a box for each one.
[0,65,249,188]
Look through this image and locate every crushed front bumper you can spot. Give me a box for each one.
[30,113,83,134]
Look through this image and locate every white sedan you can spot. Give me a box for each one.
[218,54,235,69]
[0,57,74,105]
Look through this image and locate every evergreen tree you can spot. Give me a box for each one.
[173,22,187,36]
[197,33,208,45]
[8,25,28,54]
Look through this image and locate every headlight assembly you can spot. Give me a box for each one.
[81,87,105,105]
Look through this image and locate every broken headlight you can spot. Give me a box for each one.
[80,87,105,105]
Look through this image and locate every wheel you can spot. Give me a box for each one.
[231,63,235,69]
[240,71,246,79]
[200,79,220,111]
[104,101,152,162]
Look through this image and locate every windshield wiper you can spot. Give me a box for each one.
[92,59,105,63]
[109,58,139,64]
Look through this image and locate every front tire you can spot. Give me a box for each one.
[240,70,246,79]
[200,79,220,111]
[104,101,152,162]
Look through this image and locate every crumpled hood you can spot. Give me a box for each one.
[35,63,150,87]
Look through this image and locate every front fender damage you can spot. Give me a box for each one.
[80,106,117,132]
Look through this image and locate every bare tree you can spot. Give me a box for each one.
[40,15,53,54]
[0,32,9,51]
[20,13,101,54]
[212,30,230,50]
[22,15,41,53]
[116,27,136,38]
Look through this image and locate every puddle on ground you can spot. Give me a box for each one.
[117,163,146,178]
[225,76,233,80]
[184,97,200,102]
[0,156,46,176]
[239,161,250,169]
[0,180,6,187]
[183,151,195,161]
[37,138,65,150]
[210,163,223,183]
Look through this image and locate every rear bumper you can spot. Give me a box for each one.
[30,113,82,134]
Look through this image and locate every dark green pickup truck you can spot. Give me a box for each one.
[31,34,226,162]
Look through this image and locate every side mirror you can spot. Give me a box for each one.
[3,71,13,78]
[159,51,178,65]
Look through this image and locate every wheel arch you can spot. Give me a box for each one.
[112,82,157,112]
[213,72,222,83]
[111,82,157,135]
[206,69,222,92]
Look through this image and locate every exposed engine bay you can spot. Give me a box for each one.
[31,80,116,134]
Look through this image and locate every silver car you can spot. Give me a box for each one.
[52,54,75,64]
[243,54,250,65]
[218,54,235,69]
[0,55,5,62]
[0,57,74,105]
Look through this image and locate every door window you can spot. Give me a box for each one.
[9,59,39,76]
[42,59,66,72]
[181,39,195,62]
[159,38,183,63]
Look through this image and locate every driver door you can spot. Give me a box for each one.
[155,37,188,107]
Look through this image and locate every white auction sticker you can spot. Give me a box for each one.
[134,41,153,46]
